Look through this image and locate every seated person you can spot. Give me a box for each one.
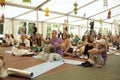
[80,39,107,68]
[12,34,30,56]
[29,34,36,47]
[116,35,120,50]
[1,34,13,47]
[48,45,63,62]
[30,33,44,52]
[72,35,87,58]
[43,30,63,56]
[83,35,95,59]
[72,35,80,46]
[10,34,18,46]
[61,33,73,56]
[36,44,63,61]
[112,35,118,47]
[46,35,50,41]
[2,34,8,43]
[0,52,7,78]
[75,35,87,51]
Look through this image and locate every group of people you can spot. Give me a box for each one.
[0,30,120,68]
[1,34,17,47]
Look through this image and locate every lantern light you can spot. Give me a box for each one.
[45,7,49,17]
[74,2,78,14]
[0,0,5,7]
[1,13,4,23]
[64,20,67,27]
[99,18,103,25]
[107,9,111,19]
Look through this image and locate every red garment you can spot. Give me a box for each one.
[108,10,111,19]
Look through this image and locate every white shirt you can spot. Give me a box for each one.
[5,38,13,45]
[16,39,30,47]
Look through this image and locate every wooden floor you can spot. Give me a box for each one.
[0,47,81,80]
[0,47,120,80]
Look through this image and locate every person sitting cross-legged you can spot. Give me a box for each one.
[30,33,44,52]
[61,33,73,56]
[71,35,87,58]
[83,35,95,59]
[36,44,63,61]
[79,39,107,68]
[43,30,63,56]
[12,34,30,56]
[1,34,13,47]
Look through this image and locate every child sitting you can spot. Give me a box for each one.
[48,45,63,61]
[79,39,107,68]
[37,44,63,62]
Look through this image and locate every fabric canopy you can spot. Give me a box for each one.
[1,0,120,26]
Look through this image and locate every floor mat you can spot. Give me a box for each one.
[24,60,64,78]
[64,59,83,65]
[33,56,83,65]
[114,52,120,55]
[33,55,120,80]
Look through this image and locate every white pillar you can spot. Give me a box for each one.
[67,16,69,33]
[42,23,47,38]
[118,25,120,36]
[12,19,14,35]
[111,23,112,35]
[41,22,43,34]
[87,19,89,31]
[78,25,81,38]
[36,9,39,31]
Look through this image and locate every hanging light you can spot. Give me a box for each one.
[99,18,103,25]
[64,20,67,27]
[45,7,49,17]
[74,2,78,14]
[103,0,108,7]
[107,9,111,19]
[0,0,5,7]
[1,13,4,23]
[83,12,86,18]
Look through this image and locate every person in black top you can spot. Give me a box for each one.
[33,23,37,35]
[29,34,36,47]
[83,35,95,59]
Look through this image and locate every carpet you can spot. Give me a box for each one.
[33,55,120,80]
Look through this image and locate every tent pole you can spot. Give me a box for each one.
[41,22,43,34]
[36,9,39,32]
[101,23,103,34]
[12,18,14,35]
[119,25,120,36]
[67,16,69,33]
[87,19,89,31]
[111,23,112,35]
[78,25,81,38]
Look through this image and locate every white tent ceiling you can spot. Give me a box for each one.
[1,0,120,26]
